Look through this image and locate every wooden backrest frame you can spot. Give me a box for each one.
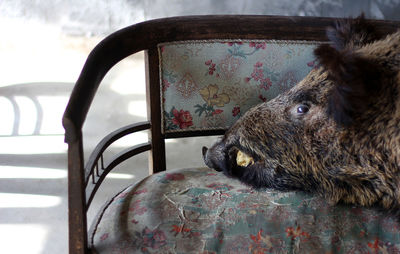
[62,15,400,254]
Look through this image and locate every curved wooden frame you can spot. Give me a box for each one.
[62,15,400,254]
[84,121,151,208]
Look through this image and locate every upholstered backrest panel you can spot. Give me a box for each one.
[159,40,321,133]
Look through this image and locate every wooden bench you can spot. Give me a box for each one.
[63,15,400,254]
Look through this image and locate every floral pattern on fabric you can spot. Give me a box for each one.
[92,167,400,254]
[159,40,320,133]
[164,107,194,130]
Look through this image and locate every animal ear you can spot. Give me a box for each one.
[326,13,382,50]
[314,44,381,126]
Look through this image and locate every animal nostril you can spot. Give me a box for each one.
[202,146,208,157]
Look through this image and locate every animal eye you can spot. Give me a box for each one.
[297,105,309,114]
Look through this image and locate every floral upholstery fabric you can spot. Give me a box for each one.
[91,167,400,254]
[159,40,320,133]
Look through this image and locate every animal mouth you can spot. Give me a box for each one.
[203,145,257,173]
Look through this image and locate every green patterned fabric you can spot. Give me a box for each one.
[91,167,400,253]
[159,40,319,133]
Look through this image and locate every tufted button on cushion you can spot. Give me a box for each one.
[91,167,400,253]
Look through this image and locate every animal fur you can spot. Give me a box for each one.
[203,15,400,212]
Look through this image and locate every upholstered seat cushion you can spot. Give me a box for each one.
[91,167,400,253]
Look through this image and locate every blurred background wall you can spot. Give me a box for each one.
[1,0,399,36]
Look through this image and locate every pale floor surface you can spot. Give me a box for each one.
[0,19,215,254]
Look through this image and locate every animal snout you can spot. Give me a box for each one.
[202,146,208,157]
[202,145,224,172]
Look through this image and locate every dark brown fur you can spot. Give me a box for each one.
[203,15,400,212]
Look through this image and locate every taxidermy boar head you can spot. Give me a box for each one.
[203,15,400,211]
